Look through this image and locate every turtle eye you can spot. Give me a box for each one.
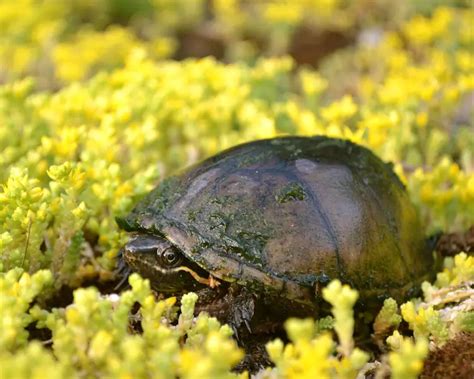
[159,247,182,268]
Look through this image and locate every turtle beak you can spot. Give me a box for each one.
[121,234,186,288]
[121,234,169,273]
[121,237,173,288]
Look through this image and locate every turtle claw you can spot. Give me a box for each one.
[113,269,131,291]
[231,323,240,342]
[114,248,131,291]
[244,319,252,334]
[229,314,252,343]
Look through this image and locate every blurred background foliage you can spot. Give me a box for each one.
[0,1,473,378]
[0,0,472,86]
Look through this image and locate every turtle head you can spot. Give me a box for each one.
[121,234,212,293]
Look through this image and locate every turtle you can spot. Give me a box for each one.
[116,136,438,336]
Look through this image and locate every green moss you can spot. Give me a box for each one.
[275,182,307,203]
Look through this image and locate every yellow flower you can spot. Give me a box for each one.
[415,112,428,128]
[89,330,113,360]
[263,3,303,25]
[321,95,357,122]
[403,7,453,46]
[299,69,328,96]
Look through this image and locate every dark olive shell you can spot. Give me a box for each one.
[119,136,436,304]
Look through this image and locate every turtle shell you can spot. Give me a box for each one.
[119,136,435,304]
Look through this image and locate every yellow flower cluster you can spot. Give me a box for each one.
[0,0,192,84]
[0,269,53,351]
[0,0,66,79]
[403,7,456,46]
[264,281,369,378]
[2,0,465,84]
[387,334,428,379]
[53,26,175,83]
[409,158,474,231]
[1,251,472,378]
[435,252,474,288]
[1,270,246,379]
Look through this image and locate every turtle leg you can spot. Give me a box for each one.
[194,283,274,373]
[224,284,255,340]
[223,285,276,373]
[193,284,255,338]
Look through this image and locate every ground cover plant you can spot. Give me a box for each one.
[0,1,473,378]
